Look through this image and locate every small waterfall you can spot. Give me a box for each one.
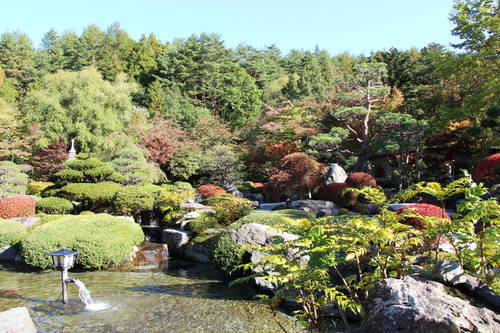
[72,278,109,312]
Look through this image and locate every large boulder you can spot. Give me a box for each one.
[286,199,339,218]
[0,307,36,333]
[354,275,500,333]
[323,163,348,185]
[161,228,191,257]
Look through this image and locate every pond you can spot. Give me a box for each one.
[0,259,306,332]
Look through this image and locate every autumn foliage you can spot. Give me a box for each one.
[345,172,377,189]
[474,153,500,182]
[396,203,450,231]
[0,195,37,219]
[319,183,358,208]
[264,153,327,201]
[197,184,227,199]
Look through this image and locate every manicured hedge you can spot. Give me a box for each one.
[475,153,500,182]
[396,203,450,230]
[20,214,144,269]
[36,197,74,215]
[0,219,27,246]
[345,172,377,189]
[197,184,226,199]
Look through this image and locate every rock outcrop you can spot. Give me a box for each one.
[286,199,339,218]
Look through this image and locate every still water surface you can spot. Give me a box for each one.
[0,261,305,332]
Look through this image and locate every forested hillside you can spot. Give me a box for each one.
[1,0,499,188]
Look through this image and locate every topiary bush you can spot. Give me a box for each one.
[20,213,144,269]
[0,196,37,219]
[345,172,377,189]
[36,197,74,215]
[26,181,53,197]
[0,219,27,246]
[67,157,106,171]
[475,154,500,182]
[396,203,450,231]
[197,184,227,199]
[188,212,221,234]
[350,202,368,215]
[58,182,122,212]
[208,231,245,274]
[112,185,160,216]
[319,183,358,208]
[83,166,116,183]
[53,169,84,184]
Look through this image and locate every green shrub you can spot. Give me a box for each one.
[0,219,27,246]
[208,231,244,274]
[79,211,95,215]
[227,209,316,231]
[350,202,368,215]
[112,185,157,216]
[188,212,221,234]
[83,166,115,182]
[0,196,37,219]
[20,213,144,269]
[67,158,105,171]
[319,183,358,208]
[53,169,84,183]
[108,172,127,183]
[0,161,29,200]
[36,197,74,215]
[26,181,53,197]
[213,198,254,227]
[59,182,122,212]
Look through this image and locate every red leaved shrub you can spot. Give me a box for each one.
[345,172,377,189]
[396,203,450,231]
[319,183,358,208]
[474,153,500,182]
[0,196,37,219]
[197,184,227,199]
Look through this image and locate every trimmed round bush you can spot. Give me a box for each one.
[0,196,37,219]
[26,181,53,197]
[59,182,122,211]
[20,213,144,269]
[319,183,358,208]
[197,184,227,199]
[53,169,84,183]
[36,197,74,215]
[396,203,450,230]
[112,185,159,216]
[208,231,244,274]
[188,212,221,234]
[0,219,27,246]
[345,172,377,189]
[67,157,105,171]
[351,202,368,215]
[83,166,115,182]
[475,154,500,182]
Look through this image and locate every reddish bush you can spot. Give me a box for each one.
[396,203,450,231]
[0,196,37,219]
[319,183,358,208]
[197,184,227,199]
[345,172,377,189]
[474,153,500,181]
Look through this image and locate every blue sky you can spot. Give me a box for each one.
[0,0,461,55]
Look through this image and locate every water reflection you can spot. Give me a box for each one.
[0,261,305,332]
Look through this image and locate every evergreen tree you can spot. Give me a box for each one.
[128,33,165,87]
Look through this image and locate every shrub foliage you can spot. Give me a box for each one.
[36,197,74,215]
[20,214,144,269]
[345,172,377,189]
[0,196,37,219]
[319,183,358,208]
[0,219,27,246]
[197,184,227,199]
[396,203,450,230]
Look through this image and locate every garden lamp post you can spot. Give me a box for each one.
[45,248,80,304]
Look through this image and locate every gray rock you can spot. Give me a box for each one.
[323,163,348,185]
[243,192,264,205]
[0,307,36,333]
[286,199,339,218]
[161,228,191,256]
[184,242,210,263]
[222,184,243,198]
[230,223,300,247]
[354,275,500,333]
[435,260,467,285]
[0,246,17,261]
